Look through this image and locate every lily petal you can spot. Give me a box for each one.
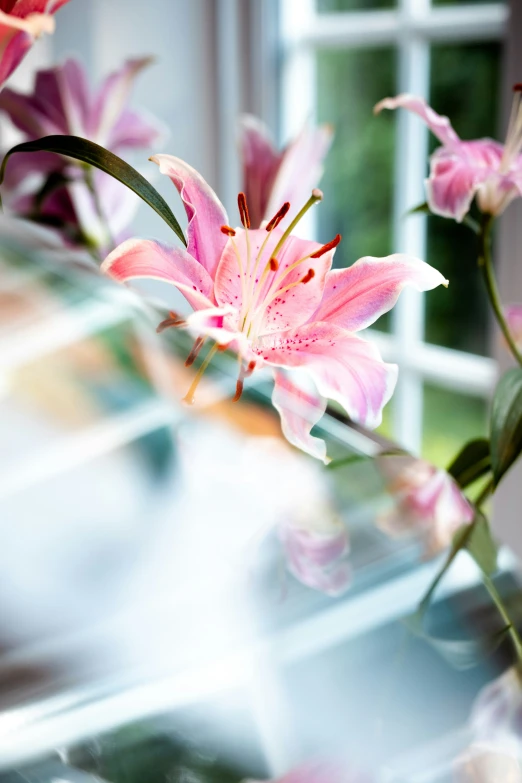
[215,227,333,334]
[101,238,216,311]
[91,57,152,146]
[261,323,398,429]
[504,304,522,350]
[279,522,351,596]
[239,114,283,229]
[272,369,328,462]
[0,10,55,87]
[265,123,333,229]
[312,254,447,332]
[150,154,228,278]
[427,142,503,222]
[374,93,460,147]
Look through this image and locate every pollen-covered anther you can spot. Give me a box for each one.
[237,192,251,228]
[246,360,256,377]
[265,202,290,231]
[514,83,522,93]
[301,268,315,284]
[220,225,236,236]
[185,336,205,367]
[233,378,244,403]
[156,311,185,333]
[269,257,279,271]
[310,233,342,259]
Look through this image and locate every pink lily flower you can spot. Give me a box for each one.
[240,114,333,228]
[470,665,522,744]
[246,760,372,783]
[374,88,522,222]
[0,1,70,89]
[504,305,522,351]
[101,156,447,461]
[279,513,350,596]
[376,455,474,556]
[0,57,163,250]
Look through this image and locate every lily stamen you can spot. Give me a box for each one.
[221,225,236,236]
[310,233,342,258]
[156,311,185,333]
[301,268,315,284]
[185,336,206,367]
[183,343,219,404]
[265,201,290,231]
[238,192,250,228]
[269,257,279,271]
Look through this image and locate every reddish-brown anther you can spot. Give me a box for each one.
[220,225,236,236]
[301,269,315,284]
[310,233,342,259]
[265,202,291,231]
[269,257,279,271]
[238,192,251,228]
[156,311,185,333]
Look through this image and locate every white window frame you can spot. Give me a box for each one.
[278,0,507,454]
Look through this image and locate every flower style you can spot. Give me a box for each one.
[240,114,333,228]
[376,455,474,556]
[0,57,163,250]
[102,156,447,461]
[0,1,70,89]
[374,88,522,222]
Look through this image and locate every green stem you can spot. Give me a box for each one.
[482,573,522,662]
[474,477,494,509]
[479,214,522,367]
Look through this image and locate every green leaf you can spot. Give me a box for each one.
[0,135,187,246]
[490,367,522,486]
[464,511,498,576]
[447,438,491,489]
[326,454,371,471]
[407,201,430,216]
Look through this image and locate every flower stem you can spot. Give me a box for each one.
[84,166,115,253]
[479,214,522,366]
[482,573,522,662]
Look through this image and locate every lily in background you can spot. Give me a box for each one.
[0,1,70,88]
[0,57,164,252]
[374,87,522,222]
[240,114,333,229]
[376,455,474,556]
[505,305,522,351]
[102,154,447,461]
[247,760,372,783]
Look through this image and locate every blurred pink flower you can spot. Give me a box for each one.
[454,743,522,783]
[279,516,350,597]
[102,156,447,461]
[240,114,333,229]
[0,1,70,88]
[471,666,522,744]
[0,57,164,250]
[374,88,522,221]
[246,760,372,783]
[376,455,474,556]
[505,305,522,350]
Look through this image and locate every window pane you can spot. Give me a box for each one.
[422,384,488,467]
[433,0,504,5]
[425,43,501,355]
[316,47,396,329]
[317,0,394,11]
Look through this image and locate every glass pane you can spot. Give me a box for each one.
[316,47,396,330]
[425,42,501,355]
[434,0,504,5]
[317,0,394,11]
[422,384,488,467]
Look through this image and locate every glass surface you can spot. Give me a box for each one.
[434,0,504,5]
[425,43,501,355]
[422,384,488,467]
[316,47,396,330]
[317,0,395,11]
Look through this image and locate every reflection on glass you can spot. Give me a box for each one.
[425,43,501,355]
[433,0,504,5]
[317,0,394,10]
[422,384,488,467]
[316,47,396,330]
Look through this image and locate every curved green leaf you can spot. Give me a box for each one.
[0,135,186,247]
[447,438,491,489]
[490,367,522,486]
[465,511,498,576]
